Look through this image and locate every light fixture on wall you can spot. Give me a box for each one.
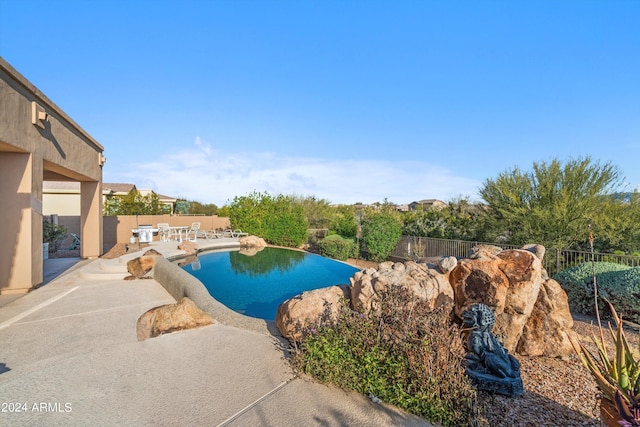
[99,153,106,166]
[31,101,48,128]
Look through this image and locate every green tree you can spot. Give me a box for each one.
[189,200,218,215]
[229,192,308,247]
[175,199,190,214]
[108,190,169,215]
[402,208,447,238]
[479,157,624,249]
[361,212,402,262]
[331,205,357,238]
[293,195,333,230]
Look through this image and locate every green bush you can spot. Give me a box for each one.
[361,213,402,262]
[553,262,640,323]
[317,235,357,260]
[331,211,357,238]
[292,287,482,426]
[229,192,308,247]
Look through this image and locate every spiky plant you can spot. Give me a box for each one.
[570,301,640,408]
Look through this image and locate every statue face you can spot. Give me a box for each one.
[462,308,477,327]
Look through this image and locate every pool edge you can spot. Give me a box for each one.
[152,256,281,337]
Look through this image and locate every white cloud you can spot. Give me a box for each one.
[110,138,482,206]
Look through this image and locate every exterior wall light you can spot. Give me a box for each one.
[31,101,48,128]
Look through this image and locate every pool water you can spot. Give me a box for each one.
[181,247,359,320]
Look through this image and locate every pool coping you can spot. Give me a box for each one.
[153,245,280,336]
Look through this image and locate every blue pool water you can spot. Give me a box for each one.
[181,247,359,320]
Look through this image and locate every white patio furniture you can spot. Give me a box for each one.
[185,222,208,241]
[157,223,170,242]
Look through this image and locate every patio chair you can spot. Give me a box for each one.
[66,233,81,250]
[205,229,223,239]
[185,222,207,241]
[232,229,249,237]
[157,223,170,242]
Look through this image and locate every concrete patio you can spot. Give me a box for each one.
[0,239,434,426]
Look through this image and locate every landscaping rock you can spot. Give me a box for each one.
[438,256,458,274]
[276,285,350,341]
[350,261,454,313]
[451,249,542,352]
[239,235,267,248]
[178,240,198,255]
[127,255,158,278]
[517,278,577,358]
[136,297,214,341]
[521,244,546,262]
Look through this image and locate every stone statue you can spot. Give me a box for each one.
[462,303,524,397]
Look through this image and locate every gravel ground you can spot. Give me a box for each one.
[480,314,640,427]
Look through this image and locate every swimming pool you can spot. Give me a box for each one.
[181,247,359,320]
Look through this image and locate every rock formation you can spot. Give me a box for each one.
[239,235,268,249]
[136,297,214,341]
[451,249,543,353]
[127,255,158,278]
[516,278,577,358]
[178,240,198,255]
[275,243,576,358]
[350,261,454,313]
[275,285,350,341]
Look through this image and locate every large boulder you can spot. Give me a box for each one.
[517,278,577,358]
[136,297,214,341]
[239,235,267,248]
[178,240,198,255]
[451,249,542,352]
[127,255,158,278]
[276,285,350,341]
[350,261,454,313]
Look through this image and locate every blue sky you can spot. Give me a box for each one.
[1,1,639,206]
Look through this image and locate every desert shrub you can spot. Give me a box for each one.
[316,235,357,260]
[361,213,402,262]
[292,287,482,426]
[553,262,640,323]
[331,210,358,238]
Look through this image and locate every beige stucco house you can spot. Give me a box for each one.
[408,199,447,211]
[0,57,104,295]
[43,182,177,216]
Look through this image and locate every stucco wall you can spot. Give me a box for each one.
[103,215,231,250]
[0,57,104,294]
[0,60,103,182]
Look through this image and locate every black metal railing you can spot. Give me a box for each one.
[391,236,640,276]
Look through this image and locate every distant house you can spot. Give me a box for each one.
[44,182,177,215]
[408,199,447,211]
[138,189,177,215]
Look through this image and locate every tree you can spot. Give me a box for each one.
[107,189,169,215]
[361,212,402,262]
[479,157,624,249]
[175,199,190,215]
[292,195,333,230]
[229,192,308,247]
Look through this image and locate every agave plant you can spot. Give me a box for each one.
[569,301,640,408]
[615,389,640,427]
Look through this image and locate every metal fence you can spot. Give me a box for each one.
[391,236,640,276]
